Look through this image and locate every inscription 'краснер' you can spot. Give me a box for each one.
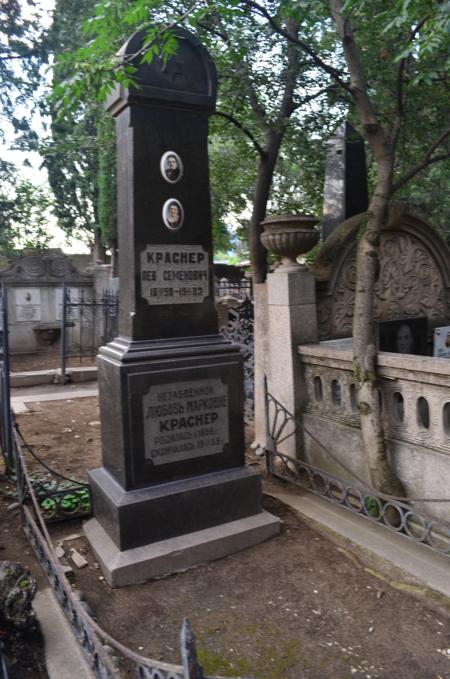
[140,244,209,305]
[143,378,229,466]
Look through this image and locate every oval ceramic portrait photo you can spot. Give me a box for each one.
[162,199,184,231]
[160,151,183,184]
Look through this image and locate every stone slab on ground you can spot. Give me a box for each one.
[84,510,280,587]
[33,587,95,679]
[11,383,99,413]
[269,488,450,599]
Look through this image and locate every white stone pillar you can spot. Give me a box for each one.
[266,267,318,458]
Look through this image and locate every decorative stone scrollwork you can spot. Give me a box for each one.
[317,222,450,340]
[0,251,92,285]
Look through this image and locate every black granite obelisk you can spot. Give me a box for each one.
[321,122,369,241]
[84,28,279,586]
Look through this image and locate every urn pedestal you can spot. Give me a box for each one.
[260,215,320,272]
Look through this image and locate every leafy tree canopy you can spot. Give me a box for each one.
[49,0,449,261]
[0,0,47,138]
[0,159,53,264]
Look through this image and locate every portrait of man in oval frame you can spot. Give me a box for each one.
[160,151,183,184]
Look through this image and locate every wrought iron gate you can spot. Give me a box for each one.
[220,298,254,422]
[61,285,119,380]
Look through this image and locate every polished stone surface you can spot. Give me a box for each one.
[97,335,245,489]
[89,466,262,551]
[88,28,277,582]
[322,122,368,241]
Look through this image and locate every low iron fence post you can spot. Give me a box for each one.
[0,285,13,471]
[60,283,68,383]
[181,618,204,679]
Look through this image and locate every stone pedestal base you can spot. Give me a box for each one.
[89,466,267,550]
[84,510,280,586]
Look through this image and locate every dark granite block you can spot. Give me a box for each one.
[89,466,262,550]
[97,334,245,490]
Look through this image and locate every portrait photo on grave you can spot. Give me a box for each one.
[160,151,183,184]
[162,199,184,230]
[433,325,450,358]
[376,317,428,356]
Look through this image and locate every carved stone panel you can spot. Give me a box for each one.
[0,250,92,286]
[317,225,450,340]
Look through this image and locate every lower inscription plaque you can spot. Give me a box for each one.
[140,244,209,305]
[143,378,229,465]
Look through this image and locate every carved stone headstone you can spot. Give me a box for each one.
[85,28,279,585]
[321,122,369,241]
[313,209,450,340]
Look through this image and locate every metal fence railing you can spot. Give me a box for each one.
[220,298,254,422]
[215,277,252,301]
[61,285,119,382]
[264,377,450,557]
[0,281,251,679]
[0,285,12,471]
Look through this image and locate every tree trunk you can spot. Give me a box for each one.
[330,0,405,496]
[249,130,283,283]
[92,227,107,264]
[109,237,119,277]
[352,157,405,496]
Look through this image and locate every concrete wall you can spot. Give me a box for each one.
[299,341,450,523]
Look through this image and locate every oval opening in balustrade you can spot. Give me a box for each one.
[443,402,450,437]
[314,376,323,401]
[393,392,405,423]
[416,396,430,430]
[350,383,357,412]
[331,379,342,405]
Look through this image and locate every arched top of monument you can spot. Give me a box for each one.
[107,27,217,115]
[312,205,450,288]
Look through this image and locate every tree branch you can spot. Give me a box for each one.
[118,3,198,66]
[392,126,450,192]
[198,8,268,129]
[393,15,430,148]
[277,19,301,122]
[295,84,343,108]
[0,48,40,61]
[241,0,353,94]
[214,110,266,158]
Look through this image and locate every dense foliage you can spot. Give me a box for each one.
[0,160,53,264]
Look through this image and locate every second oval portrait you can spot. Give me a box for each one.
[162,199,184,231]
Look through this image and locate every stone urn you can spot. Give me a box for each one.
[260,215,320,272]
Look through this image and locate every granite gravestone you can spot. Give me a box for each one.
[321,121,369,241]
[84,28,279,586]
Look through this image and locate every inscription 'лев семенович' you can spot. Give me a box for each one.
[140,244,209,305]
[143,378,229,465]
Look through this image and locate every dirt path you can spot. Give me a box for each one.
[6,397,450,679]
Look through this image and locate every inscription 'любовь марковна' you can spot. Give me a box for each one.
[140,244,209,305]
[143,378,229,466]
